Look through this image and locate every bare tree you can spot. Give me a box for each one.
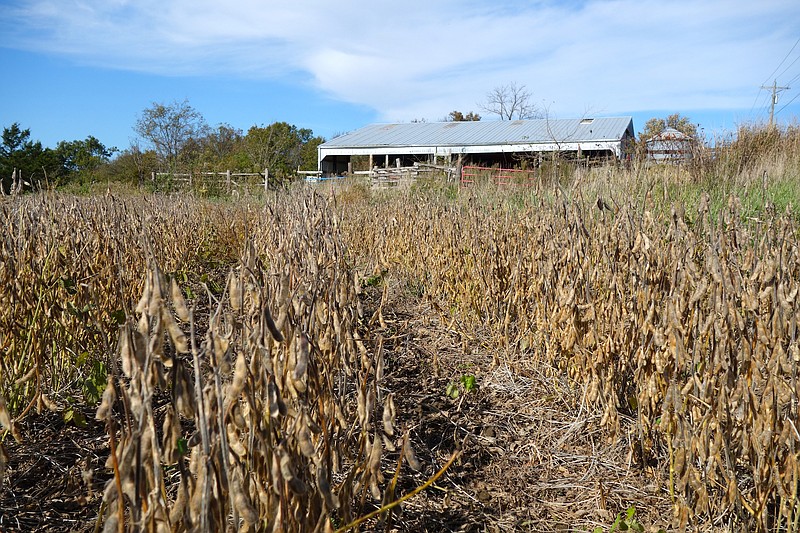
[480,82,541,120]
[134,99,208,171]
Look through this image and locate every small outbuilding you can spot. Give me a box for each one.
[645,127,694,162]
[318,117,635,175]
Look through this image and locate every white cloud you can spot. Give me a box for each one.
[2,0,798,121]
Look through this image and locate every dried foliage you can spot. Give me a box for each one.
[0,192,425,532]
[341,182,800,530]
[97,193,419,532]
[0,194,246,419]
[2,137,800,531]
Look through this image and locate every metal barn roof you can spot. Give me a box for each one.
[317,117,635,173]
[322,117,634,148]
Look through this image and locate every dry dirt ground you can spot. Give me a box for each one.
[362,278,672,532]
[0,276,673,533]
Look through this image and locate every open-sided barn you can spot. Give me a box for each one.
[317,116,635,175]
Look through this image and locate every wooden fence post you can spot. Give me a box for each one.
[264,168,269,192]
[226,169,231,194]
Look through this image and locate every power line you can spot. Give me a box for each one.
[777,53,800,80]
[750,87,764,115]
[751,87,772,117]
[750,87,765,115]
[761,36,800,86]
[786,69,800,87]
[776,89,800,115]
[752,91,770,122]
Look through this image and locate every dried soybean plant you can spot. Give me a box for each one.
[0,192,255,423]
[340,183,800,530]
[98,192,417,532]
[0,194,145,422]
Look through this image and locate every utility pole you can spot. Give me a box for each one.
[761,80,790,126]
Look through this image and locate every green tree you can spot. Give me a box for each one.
[96,145,158,186]
[243,122,320,178]
[299,135,324,171]
[133,100,208,171]
[0,123,58,192]
[1,123,29,157]
[640,113,698,142]
[55,136,117,184]
[197,124,245,170]
[447,111,481,121]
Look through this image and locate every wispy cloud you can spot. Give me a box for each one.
[2,0,798,121]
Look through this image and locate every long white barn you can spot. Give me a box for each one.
[318,117,635,175]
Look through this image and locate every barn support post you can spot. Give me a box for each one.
[384,154,389,168]
[347,162,353,175]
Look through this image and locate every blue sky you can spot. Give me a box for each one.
[1,0,799,152]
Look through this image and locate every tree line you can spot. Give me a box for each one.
[2,88,703,193]
[1,99,324,193]
[0,123,116,193]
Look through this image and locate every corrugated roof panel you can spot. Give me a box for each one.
[322,117,633,148]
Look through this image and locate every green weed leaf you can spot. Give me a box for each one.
[460,374,477,392]
[177,437,189,456]
[446,382,460,399]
